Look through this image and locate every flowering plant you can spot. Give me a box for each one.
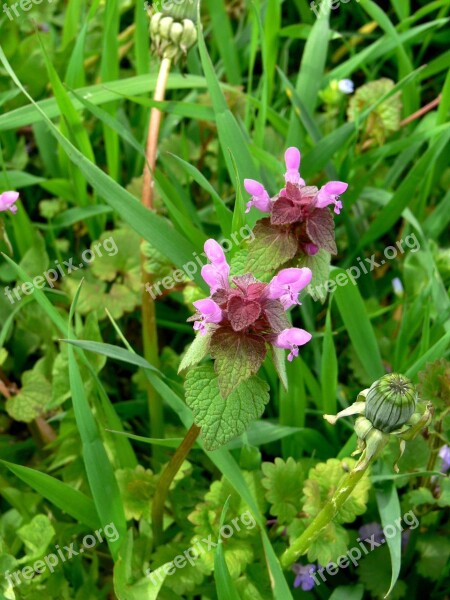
[243,148,347,278]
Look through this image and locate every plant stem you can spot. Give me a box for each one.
[141,56,172,455]
[281,461,368,568]
[152,423,200,545]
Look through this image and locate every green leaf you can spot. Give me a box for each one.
[116,466,156,521]
[261,458,304,524]
[6,369,52,423]
[358,545,407,599]
[306,209,337,255]
[114,531,167,600]
[417,533,450,581]
[330,268,385,382]
[67,285,126,561]
[178,333,212,373]
[303,459,371,523]
[210,329,267,398]
[0,460,101,530]
[17,515,55,561]
[185,365,269,451]
[300,249,331,303]
[214,497,241,600]
[375,480,402,598]
[246,219,298,276]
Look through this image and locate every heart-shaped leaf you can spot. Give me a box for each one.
[228,296,261,331]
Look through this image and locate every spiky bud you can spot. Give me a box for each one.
[365,373,418,434]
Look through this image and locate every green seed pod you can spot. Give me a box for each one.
[159,16,174,40]
[180,19,197,52]
[150,12,163,35]
[365,373,418,433]
[170,22,184,45]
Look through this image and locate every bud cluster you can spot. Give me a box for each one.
[150,12,197,62]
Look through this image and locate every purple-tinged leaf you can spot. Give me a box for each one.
[271,197,304,225]
[246,219,298,275]
[306,209,337,255]
[228,296,262,332]
[263,300,291,334]
[210,329,267,398]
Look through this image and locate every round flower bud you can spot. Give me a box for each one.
[180,19,197,52]
[170,22,184,45]
[150,12,163,35]
[365,373,418,433]
[159,16,174,40]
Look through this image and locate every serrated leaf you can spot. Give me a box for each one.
[270,197,303,225]
[210,329,267,398]
[6,370,52,423]
[417,533,450,580]
[184,365,269,451]
[288,517,349,565]
[263,300,291,334]
[228,296,261,331]
[178,333,211,373]
[299,249,331,303]
[303,459,371,523]
[116,466,156,521]
[17,515,55,561]
[246,219,298,275]
[261,458,304,524]
[306,209,337,255]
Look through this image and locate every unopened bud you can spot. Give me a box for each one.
[159,16,174,40]
[365,373,418,434]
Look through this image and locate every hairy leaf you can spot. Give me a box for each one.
[184,365,270,450]
[306,209,337,255]
[210,329,267,398]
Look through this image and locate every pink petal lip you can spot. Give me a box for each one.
[285,147,301,171]
[275,327,312,349]
[1,191,20,203]
[244,178,265,196]
[276,268,312,289]
[204,239,227,265]
[323,181,348,195]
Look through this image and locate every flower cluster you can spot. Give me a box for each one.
[0,191,19,214]
[189,239,312,396]
[244,147,348,261]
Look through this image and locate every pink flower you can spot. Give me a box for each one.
[244,179,271,213]
[267,268,312,309]
[284,147,305,186]
[274,327,312,361]
[192,299,223,335]
[315,181,348,215]
[201,239,230,293]
[204,239,227,266]
[0,191,19,214]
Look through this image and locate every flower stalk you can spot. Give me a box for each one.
[140,56,172,453]
[152,423,200,545]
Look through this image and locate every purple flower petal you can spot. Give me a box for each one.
[439,445,450,473]
[284,147,305,186]
[204,239,227,265]
[244,179,271,213]
[268,268,312,309]
[192,298,222,334]
[315,181,348,214]
[274,327,312,361]
[0,190,20,214]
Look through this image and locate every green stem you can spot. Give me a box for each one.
[141,57,172,457]
[281,462,368,568]
[152,424,200,546]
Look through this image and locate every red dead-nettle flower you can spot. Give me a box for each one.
[0,191,19,214]
[244,147,348,269]
[189,239,312,396]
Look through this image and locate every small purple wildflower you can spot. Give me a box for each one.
[0,191,19,214]
[358,522,385,545]
[244,179,271,214]
[292,563,317,591]
[439,445,450,473]
[284,147,305,186]
[267,267,312,310]
[274,327,312,362]
[192,299,222,335]
[315,181,348,215]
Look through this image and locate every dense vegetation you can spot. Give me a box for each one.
[0,1,449,599]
